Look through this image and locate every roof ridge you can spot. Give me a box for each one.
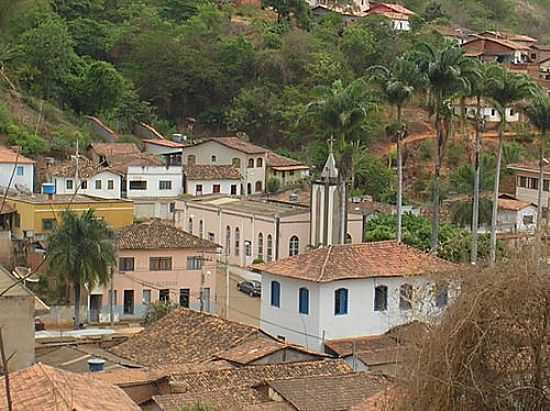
[318,246,333,282]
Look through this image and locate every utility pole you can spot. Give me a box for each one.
[225,253,230,319]
[0,328,13,411]
[109,266,114,327]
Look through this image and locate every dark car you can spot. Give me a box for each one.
[237,280,261,297]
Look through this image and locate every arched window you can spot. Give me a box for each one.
[289,236,299,257]
[374,285,388,312]
[271,281,280,307]
[266,234,273,262]
[199,220,204,239]
[345,233,352,244]
[257,233,264,260]
[248,159,254,168]
[298,287,309,314]
[188,218,193,234]
[234,227,240,256]
[247,183,252,195]
[435,283,448,308]
[225,226,231,256]
[232,157,241,168]
[257,157,263,168]
[211,155,217,163]
[334,288,348,315]
[255,181,263,192]
[187,154,196,165]
[399,284,413,311]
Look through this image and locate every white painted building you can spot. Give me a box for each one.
[509,162,550,210]
[125,164,183,199]
[496,198,537,233]
[0,147,34,193]
[457,104,521,123]
[255,242,455,351]
[52,164,123,199]
[183,165,242,196]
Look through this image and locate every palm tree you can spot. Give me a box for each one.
[523,91,550,231]
[48,210,115,329]
[412,43,476,251]
[368,58,421,243]
[485,66,536,264]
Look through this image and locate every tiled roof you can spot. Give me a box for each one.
[0,363,140,411]
[206,137,268,154]
[267,372,391,411]
[253,241,456,282]
[350,387,398,411]
[109,308,266,367]
[325,335,406,368]
[143,138,185,148]
[117,220,218,250]
[508,161,550,174]
[108,153,164,174]
[499,198,534,211]
[371,3,416,15]
[266,152,309,170]
[48,157,119,179]
[0,146,34,164]
[153,388,269,411]
[367,10,410,20]
[89,143,140,157]
[184,164,241,180]
[464,36,531,51]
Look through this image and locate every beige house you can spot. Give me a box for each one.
[266,152,310,188]
[508,162,550,207]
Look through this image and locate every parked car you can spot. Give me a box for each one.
[237,280,261,297]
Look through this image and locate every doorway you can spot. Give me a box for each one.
[89,295,102,323]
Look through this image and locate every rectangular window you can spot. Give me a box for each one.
[142,289,151,305]
[159,289,170,303]
[14,214,20,228]
[271,281,280,308]
[230,184,237,195]
[95,180,102,190]
[186,256,202,270]
[435,285,448,308]
[129,180,147,190]
[107,179,114,190]
[544,179,550,192]
[299,288,309,314]
[374,286,388,312]
[123,290,134,314]
[119,257,135,272]
[149,257,172,271]
[81,180,88,190]
[200,287,211,312]
[195,184,203,195]
[208,232,215,242]
[15,166,24,176]
[519,176,527,188]
[179,288,190,308]
[400,284,413,311]
[66,179,73,190]
[42,219,56,231]
[529,177,539,190]
[169,202,175,212]
[159,180,172,190]
[213,184,221,193]
[523,215,534,225]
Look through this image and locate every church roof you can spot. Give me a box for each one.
[321,152,339,179]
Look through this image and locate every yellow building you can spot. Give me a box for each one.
[6,194,134,240]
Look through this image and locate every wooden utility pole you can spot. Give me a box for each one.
[0,328,13,411]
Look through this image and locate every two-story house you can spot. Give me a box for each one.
[183,165,242,196]
[254,241,455,351]
[89,220,219,322]
[0,146,34,193]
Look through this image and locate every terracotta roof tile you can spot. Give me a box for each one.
[372,3,416,15]
[0,146,34,164]
[47,157,120,179]
[184,164,241,180]
[498,198,533,211]
[266,152,309,170]
[117,220,218,250]
[205,137,268,154]
[143,138,185,148]
[108,153,164,174]
[153,388,268,411]
[350,386,399,411]
[253,242,456,282]
[89,143,140,157]
[0,363,140,411]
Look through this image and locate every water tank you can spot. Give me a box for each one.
[88,358,106,372]
[41,183,55,195]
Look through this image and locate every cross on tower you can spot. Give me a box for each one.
[328,136,335,154]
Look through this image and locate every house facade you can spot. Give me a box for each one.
[254,242,455,351]
[183,165,242,196]
[89,220,219,322]
[0,146,34,193]
[266,152,310,187]
[508,162,550,207]
[365,3,416,31]
[462,36,531,65]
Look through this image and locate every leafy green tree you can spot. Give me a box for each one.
[266,177,281,193]
[48,210,115,329]
[262,0,311,29]
[159,0,212,23]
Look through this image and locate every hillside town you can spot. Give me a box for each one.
[0,0,549,410]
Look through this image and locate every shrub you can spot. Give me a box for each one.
[6,124,48,155]
[0,103,11,133]
[266,177,281,193]
[143,301,178,325]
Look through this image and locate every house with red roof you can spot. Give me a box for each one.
[365,2,416,31]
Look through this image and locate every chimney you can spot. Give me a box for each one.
[88,358,106,372]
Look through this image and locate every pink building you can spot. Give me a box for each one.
[89,220,220,322]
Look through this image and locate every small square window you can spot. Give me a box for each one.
[66,180,73,190]
[95,180,102,190]
[16,166,24,176]
[195,184,203,195]
[186,256,202,270]
[213,184,221,193]
[107,179,114,190]
[159,180,172,190]
[42,219,56,231]
[81,180,88,190]
[231,185,237,195]
[119,257,135,272]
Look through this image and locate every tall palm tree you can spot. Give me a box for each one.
[523,91,550,231]
[485,66,536,264]
[368,58,421,243]
[412,43,476,251]
[48,210,115,329]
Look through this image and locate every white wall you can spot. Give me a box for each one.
[53,171,122,199]
[0,163,33,192]
[143,143,182,156]
[460,106,520,122]
[126,165,183,199]
[497,206,537,233]
[185,179,241,196]
[393,19,410,31]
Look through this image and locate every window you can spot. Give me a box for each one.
[544,179,550,192]
[66,179,73,190]
[95,179,102,190]
[523,215,534,225]
[200,287,211,312]
[529,177,539,190]
[81,180,88,190]
[491,108,496,116]
[211,155,217,163]
[299,287,309,314]
[123,290,134,314]
[289,236,299,256]
[129,180,147,190]
[42,219,56,231]
[15,166,24,176]
[119,257,135,272]
[247,183,252,195]
[225,226,231,256]
[509,108,515,116]
[267,234,273,262]
[186,256,202,270]
[235,227,240,256]
[257,233,264,260]
[232,158,241,168]
[257,158,263,168]
[159,289,170,303]
[213,184,221,193]
[248,159,254,168]
[334,288,348,315]
[199,220,204,239]
[170,202,175,213]
[245,241,251,257]
[196,184,203,195]
[14,214,20,228]
[142,289,151,305]
[208,232,215,242]
[230,184,237,195]
[255,181,263,192]
[519,176,528,188]
[345,233,352,244]
[188,218,193,234]
[271,281,280,307]
[149,257,172,271]
[188,154,196,165]
[400,284,413,311]
[159,180,172,190]
[179,289,190,307]
[374,285,388,312]
[435,284,448,308]
[107,179,114,190]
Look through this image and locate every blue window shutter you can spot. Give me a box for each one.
[271,281,280,307]
[299,288,309,314]
[335,288,348,315]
